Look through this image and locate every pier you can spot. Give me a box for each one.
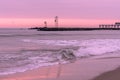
[29,16,120,31]
[99,22,120,29]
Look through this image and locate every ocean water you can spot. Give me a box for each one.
[1,28,120,75]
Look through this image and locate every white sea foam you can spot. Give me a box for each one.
[76,39,120,57]
[0,49,68,75]
[22,39,120,57]
[22,39,79,46]
[3,38,120,75]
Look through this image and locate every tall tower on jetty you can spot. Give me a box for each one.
[55,16,58,28]
[44,21,47,27]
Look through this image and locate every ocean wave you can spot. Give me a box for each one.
[22,39,79,46]
[22,39,120,57]
[1,39,120,75]
[0,47,77,75]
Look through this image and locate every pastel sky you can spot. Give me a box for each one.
[0,0,120,28]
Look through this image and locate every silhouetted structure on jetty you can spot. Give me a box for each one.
[37,27,99,31]
[29,18,120,31]
[55,16,58,28]
[99,22,120,30]
[30,27,120,31]
[44,21,47,27]
[30,26,120,31]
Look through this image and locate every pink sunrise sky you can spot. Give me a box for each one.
[0,0,120,28]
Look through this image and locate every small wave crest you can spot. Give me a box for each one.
[22,39,120,56]
[0,47,78,75]
[76,39,120,57]
[22,39,79,46]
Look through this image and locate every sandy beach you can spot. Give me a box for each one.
[92,67,120,80]
[0,56,120,80]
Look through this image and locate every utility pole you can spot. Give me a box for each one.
[55,16,58,28]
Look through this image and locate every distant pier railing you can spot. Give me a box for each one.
[99,22,120,29]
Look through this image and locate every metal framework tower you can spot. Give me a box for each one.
[44,21,47,27]
[55,16,58,28]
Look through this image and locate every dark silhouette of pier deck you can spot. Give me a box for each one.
[29,27,120,31]
[29,22,120,31]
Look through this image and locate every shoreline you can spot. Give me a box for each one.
[0,57,120,80]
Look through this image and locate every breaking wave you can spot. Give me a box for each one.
[23,39,120,56]
[1,39,120,75]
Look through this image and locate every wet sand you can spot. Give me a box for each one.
[0,57,120,80]
[92,67,120,80]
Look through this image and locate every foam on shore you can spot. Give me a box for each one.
[1,39,120,76]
